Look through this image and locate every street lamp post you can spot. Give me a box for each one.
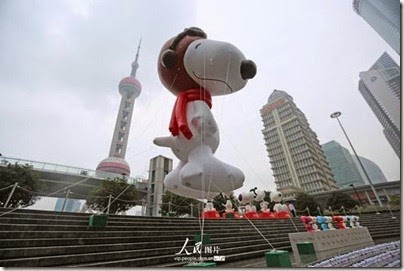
[349,183,364,208]
[330,111,383,207]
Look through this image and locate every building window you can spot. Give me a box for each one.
[122,111,129,121]
[120,121,127,131]
[118,132,124,142]
[125,101,131,110]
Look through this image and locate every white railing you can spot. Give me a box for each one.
[0,156,147,187]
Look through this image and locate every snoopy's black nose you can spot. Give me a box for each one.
[240,60,257,80]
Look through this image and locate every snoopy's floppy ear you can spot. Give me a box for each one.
[161,49,177,69]
[161,27,207,69]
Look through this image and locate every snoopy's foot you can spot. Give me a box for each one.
[164,161,184,191]
[180,157,244,193]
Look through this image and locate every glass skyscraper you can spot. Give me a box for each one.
[260,90,338,197]
[322,141,366,188]
[358,52,400,157]
[353,0,400,54]
[354,155,388,184]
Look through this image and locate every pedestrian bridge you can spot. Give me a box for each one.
[0,156,148,200]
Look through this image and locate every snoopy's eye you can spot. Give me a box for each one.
[195,42,202,49]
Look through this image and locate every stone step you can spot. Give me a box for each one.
[0,226,299,240]
[0,210,398,228]
[0,213,309,225]
[155,245,292,268]
[1,207,398,217]
[64,241,291,268]
[0,235,290,259]
[0,216,397,233]
[0,216,400,230]
[0,207,399,268]
[0,239,290,267]
[0,232,289,249]
[0,221,306,233]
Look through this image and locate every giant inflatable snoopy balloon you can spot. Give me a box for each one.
[154,27,257,199]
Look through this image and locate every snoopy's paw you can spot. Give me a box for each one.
[180,164,203,187]
[191,115,217,134]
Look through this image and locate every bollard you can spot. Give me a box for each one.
[89,214,109,227]
[194,233,210,245]
[265,250,292,267]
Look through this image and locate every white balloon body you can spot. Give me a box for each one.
[154,38,253,200]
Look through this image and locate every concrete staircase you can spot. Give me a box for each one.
[0,208,400,267]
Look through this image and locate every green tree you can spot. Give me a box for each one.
[326,191,359,211]
[389,195,400,206]
[86,177,137,214]
[161,191,202,217]
[0,163,45,208]
[295,192,321,216]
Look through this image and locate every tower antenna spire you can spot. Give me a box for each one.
[130,37,142,77]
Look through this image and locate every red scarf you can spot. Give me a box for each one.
[169,88,212,139]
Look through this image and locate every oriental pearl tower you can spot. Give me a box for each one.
[96,39,142,176]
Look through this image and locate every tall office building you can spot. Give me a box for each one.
[358,52,400,157]
[96,40,142,176]
[354,155,388,184]
[322,141,366,188]
[146,155,173,217]
[260,90,338,197]
[353,0,400,54]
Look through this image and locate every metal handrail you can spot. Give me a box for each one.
[0,156,147,184]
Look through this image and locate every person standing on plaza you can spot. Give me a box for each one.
[288,202,296,217]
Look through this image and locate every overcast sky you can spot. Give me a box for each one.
[0,0,400,210]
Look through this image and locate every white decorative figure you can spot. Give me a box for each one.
[245,205,253,213]
[311,216,321,231]
[251,205,257,213]
[348,215,356,228]
[238,187,265,205]
[270,191,288,213]
[222,200,234,213]
[203,202,216,212]
[342,216,348,228]
[155,27,256,200]
[326,216,336,230]
[260,201,270,213]
[353,216,362,227]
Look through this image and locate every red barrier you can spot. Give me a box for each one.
[201,210,221,219]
